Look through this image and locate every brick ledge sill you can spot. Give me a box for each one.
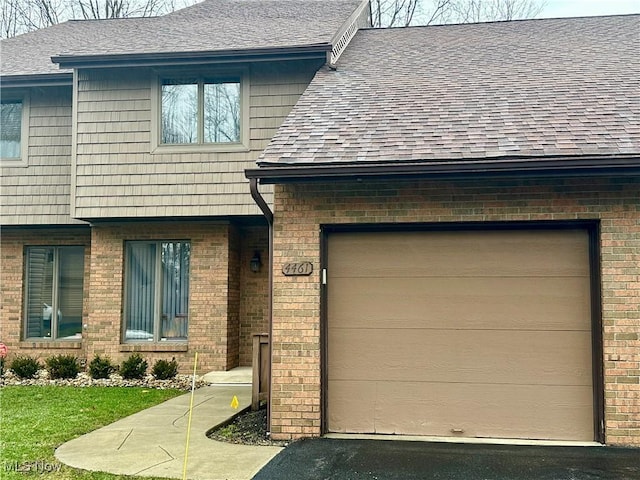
[19,341,82,349]
[119,344,188,353]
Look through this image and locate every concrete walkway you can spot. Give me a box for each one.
[55,369,283,480]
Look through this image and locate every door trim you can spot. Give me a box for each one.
[319,220,604,443]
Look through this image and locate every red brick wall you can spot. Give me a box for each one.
[227,225,241,369]
[269,176,640,446]
[239,226,270,365]
[86,222,238,373]
[1,222,270,375]
[0,227,91,361]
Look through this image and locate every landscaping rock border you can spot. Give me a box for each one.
[0,369,207,391]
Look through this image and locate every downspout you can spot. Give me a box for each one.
[249,177,274,436]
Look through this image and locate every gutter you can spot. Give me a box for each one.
[249,178,274,437]
[52,44,331,70]
[246,153,640,184]
[0,73,73,88]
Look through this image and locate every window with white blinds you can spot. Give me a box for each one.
[124,241,190,342]
[24,246,84,340]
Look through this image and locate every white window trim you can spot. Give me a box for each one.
[1,91,30,167]
[150,68,250,154]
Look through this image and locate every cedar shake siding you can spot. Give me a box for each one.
[1,86,82,226]
[73,60,321,220]
[268,176,640,446]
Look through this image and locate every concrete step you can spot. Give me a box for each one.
[203,365,252,384]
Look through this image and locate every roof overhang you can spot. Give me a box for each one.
[0,73,73,88]
[246,154,640,184]
[52,44,332,69]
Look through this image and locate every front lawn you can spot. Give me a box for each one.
[0,386,182,479]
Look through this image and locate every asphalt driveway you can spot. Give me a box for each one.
[252,438,640,480]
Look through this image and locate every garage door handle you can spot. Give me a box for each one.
[451,428,464,434]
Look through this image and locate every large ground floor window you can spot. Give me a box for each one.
[24,246,84,340]
[124,241,190,342]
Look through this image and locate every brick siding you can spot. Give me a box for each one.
[227,225,241,369]
[0,227,91,359]
[86,222,237,373]
[269,176,640,446]
[239,226,270,366]
[1,222,269,375]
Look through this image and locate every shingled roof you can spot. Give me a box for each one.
[254,15,640,175]
[1,0,364,78]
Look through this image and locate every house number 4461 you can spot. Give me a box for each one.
[282,262,313,276]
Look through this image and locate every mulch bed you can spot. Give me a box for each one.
[208,407,289,447]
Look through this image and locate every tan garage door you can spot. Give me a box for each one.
[327,228,594,441]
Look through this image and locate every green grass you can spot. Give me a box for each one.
[0,386,182,479]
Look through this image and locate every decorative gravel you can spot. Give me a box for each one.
[0,369,208,391]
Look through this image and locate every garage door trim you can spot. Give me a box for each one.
[319,220,604,443]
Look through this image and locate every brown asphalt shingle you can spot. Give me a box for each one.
[1,0,362,77]
[258,15,640,165]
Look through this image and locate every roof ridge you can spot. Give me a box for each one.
[64,16,162,23]
[357,12,640,32]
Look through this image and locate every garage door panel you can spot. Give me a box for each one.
[375,382,594,441]
[329,230,589,278]
[326,228,595,442]
[328,276,591,331]
[327,380,377,434]
[328,328,593,386]
[328,380,593,441]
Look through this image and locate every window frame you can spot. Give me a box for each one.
[122,240,191,344]
[23,245,85,341]
[150,68,250,154]
[1,91,30,166]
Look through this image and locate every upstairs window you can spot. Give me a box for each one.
[161,77,241,145]
[124,241,190,343]
[24,247,85,340]
[1,97,28,163]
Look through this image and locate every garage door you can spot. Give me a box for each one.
[326,228,594,441]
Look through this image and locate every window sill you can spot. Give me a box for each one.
[1,158,28,167]
[20,340,82,349]
[119,343,188,353]
[151,142,249,155]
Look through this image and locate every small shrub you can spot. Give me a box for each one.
[10,356,41,379]
[88,355,116,379]
[120,353,148,380]
[46,354,80,379]
[152,358,179,380]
